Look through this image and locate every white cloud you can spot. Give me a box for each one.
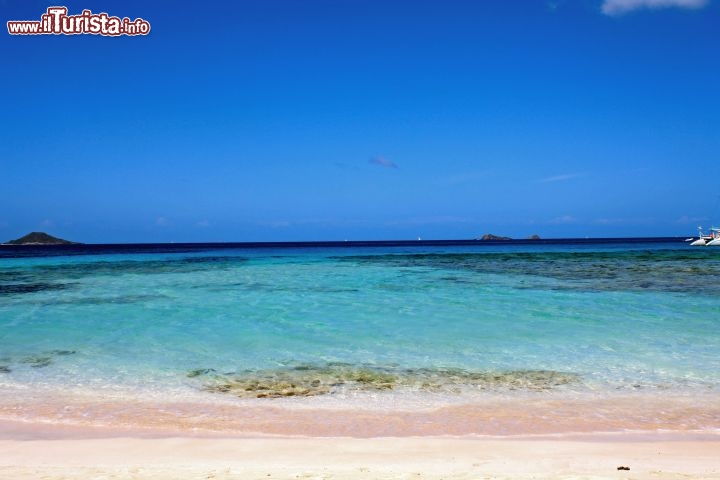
[369,155,398,169]
[155,216,170,227]
[602,0,708,15]
[538,173,584,183]
[196,220,211,228]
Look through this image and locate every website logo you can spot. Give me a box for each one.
[7,7,151,36]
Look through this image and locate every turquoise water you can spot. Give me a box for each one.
[1,242,719,407]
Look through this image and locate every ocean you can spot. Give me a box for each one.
[1,238,719,436]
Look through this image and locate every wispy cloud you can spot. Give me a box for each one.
[538,173,584,183]
[550,215,578,224]
[547,0,568,11]
[593,216,655,225]
[369,155,398,169]
[196,220,211,228]
[676,215,708,224]
[383,216,477,227]
[262,220,292,228]
[155,216,170,227]
[258,218,372,229]
[602,0,708,15]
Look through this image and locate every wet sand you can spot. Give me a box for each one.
[2,390,720,437]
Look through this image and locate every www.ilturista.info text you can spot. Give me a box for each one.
[7,7,150,36]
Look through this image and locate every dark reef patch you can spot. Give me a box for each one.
[4,293,168,306]
[332,250,720,294]
[6,349,77,370]
[21,355,53,368]
[187,368,217,378]
[0,255,250,286]
[49,350,76,356]
[0,282,74,295]
[189,364,580,399]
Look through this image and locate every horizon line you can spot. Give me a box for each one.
[0,236,688,248]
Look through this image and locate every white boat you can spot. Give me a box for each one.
[689,227,720,246]
[707,230,720,246]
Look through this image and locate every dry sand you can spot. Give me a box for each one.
[1,394,719,479]
[1,425,719,480]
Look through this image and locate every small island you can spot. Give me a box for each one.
[3,232,79,245]
[477,233,542,241]
[478,233,512,241]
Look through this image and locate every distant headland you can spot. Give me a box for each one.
[3,232,80,245]
[478,233,541,241]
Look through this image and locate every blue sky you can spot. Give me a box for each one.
[1,0,718,242]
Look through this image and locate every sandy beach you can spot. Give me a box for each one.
[1,380,720,479]
[1,427,719,480]
[3,244,720,479]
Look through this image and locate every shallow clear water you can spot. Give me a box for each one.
[1,241,719,433]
